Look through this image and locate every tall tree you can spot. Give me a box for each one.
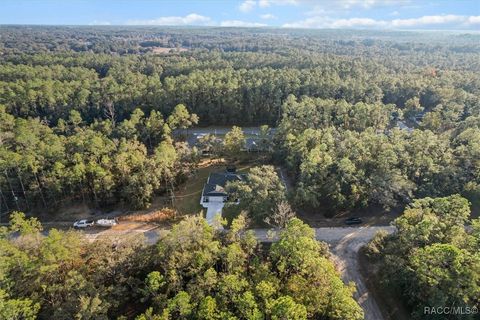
[227,165,286,223]
[223,126,245,157]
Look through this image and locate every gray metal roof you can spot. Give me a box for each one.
[202,172,245,197]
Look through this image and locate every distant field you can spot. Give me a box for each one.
[151,47,188,54]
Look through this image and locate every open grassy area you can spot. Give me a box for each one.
[173,159,226,216]
[168,156,261,217]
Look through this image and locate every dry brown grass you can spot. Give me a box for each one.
[109,222,147,231]
[119,208,176,223]
[198,157,227,168]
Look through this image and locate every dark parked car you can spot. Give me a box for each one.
[344,217,363,225]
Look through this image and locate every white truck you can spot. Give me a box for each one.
[95,218,118,227]
[73,218,118,229]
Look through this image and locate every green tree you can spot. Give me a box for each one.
[403,97,423,119]
[197,134,222,156]
[224,126,245,157]
[270,218,363,319]
[0,289,39,320]
[227,165,286,223]
[409,243,480,317]
[167,104,199,130]
[269,296,307,320]
[156,216,220,291]
[166,291,193,319]
[197,296,219,320]
[9,211,42,235]
[369,195,479,320]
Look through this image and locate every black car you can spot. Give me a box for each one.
[344,217,363,225]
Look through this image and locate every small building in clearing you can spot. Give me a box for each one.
[200,168,245,224]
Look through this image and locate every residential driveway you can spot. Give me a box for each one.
[203,202,224,225]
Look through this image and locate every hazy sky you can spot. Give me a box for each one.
[1,0,479,30]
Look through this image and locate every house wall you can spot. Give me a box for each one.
[208,196,225,203]
[200,195,226,207]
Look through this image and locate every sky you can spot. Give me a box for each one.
[1,0,479,30]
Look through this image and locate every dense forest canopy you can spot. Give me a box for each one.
[365,195,480,320]
[0,212,364,320]
[1,26,479,125]
[0,25,479,320]
[0,26,478,215]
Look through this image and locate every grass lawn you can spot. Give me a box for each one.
[173,159,226,216]
[174,158,253,216]
[169,156,261,217]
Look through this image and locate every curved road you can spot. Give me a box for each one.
[253,226,395,320]
[86,225,394,320]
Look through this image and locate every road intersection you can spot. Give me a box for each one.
[83,224,395,320]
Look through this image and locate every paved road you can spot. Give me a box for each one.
[175,127,276,136]
[84,225,394,320]
[174,126,276,147]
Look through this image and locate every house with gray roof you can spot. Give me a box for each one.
[200,168,245,225]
